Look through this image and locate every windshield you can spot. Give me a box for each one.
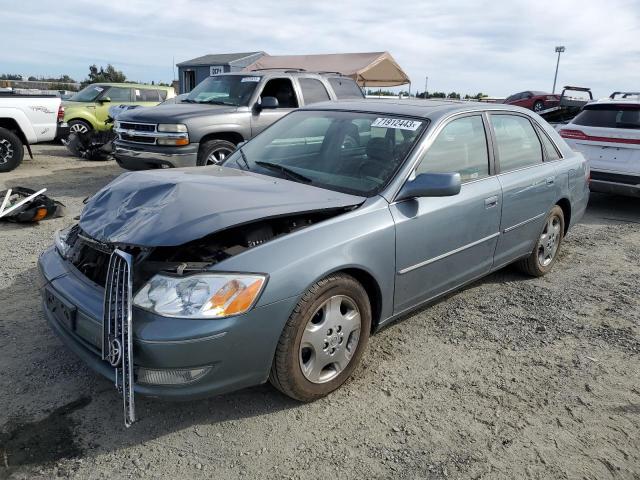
[185,75,261,106]
[223,110,427,196]
[69,84,106,102]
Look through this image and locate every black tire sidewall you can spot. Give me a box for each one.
[0,128,24,172]
[276,275,372,401]
[196,139,236,166]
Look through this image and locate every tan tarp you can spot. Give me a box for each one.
[244,52,410,87]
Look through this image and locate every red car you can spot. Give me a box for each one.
[504,91,560,112]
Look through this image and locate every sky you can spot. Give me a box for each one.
[1,0,639,98]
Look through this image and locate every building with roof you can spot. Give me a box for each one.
[176,52,266,94]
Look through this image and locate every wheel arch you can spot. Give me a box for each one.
[67,117,95,130]
[0,118,27,144]
[199,131,244,147]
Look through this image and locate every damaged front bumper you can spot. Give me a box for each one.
[38,246,298,401]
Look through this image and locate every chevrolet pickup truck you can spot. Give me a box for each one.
[112,71,364,170]
[0,93,68,172]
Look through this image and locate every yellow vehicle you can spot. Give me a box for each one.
[63,83,175,135]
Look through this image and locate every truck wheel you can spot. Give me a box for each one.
[0,127,24,172]
[533,100,544,112]
[517,205,565,277]
[269,273,371,402]
[197,139,236,166]
[68,119,92,136]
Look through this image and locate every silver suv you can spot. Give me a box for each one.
[112,71,364,170]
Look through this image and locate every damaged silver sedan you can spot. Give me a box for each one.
[38,100,589,426]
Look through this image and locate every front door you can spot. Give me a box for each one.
[391,114,502,313]
[96,86,134,125]
[251,77,299,137]
[488,113,560,268]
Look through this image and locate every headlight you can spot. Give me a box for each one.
[157,123,187,133]
[54,226,73,258]
[133,273,266,319]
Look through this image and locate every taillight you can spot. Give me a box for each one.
[57,105,64,122]
[559,129,587,140]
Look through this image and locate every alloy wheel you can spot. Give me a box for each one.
[206,146,234,165]
[299,295,361,384]
[537,215,561,267]
[0,138,13,165]
[70,123,89,134]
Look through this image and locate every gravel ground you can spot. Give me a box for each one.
[1,145,638,480]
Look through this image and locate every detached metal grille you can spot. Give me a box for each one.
[102,249,136,427]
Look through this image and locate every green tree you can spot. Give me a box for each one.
[82,64,126,86]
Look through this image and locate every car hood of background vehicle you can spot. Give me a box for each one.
[116,103,240,123]
[79,167,365,247]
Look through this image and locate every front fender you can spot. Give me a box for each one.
[64,108,98,130]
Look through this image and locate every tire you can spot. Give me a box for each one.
[67,119,92,136]
[196,139,237,166]
[0,127,24,172]
[517,205,565,277]
[533,100,544,112]
[269,273,372,402]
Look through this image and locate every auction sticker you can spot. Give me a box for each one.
[371,117,422,131]
[241,76,260,82]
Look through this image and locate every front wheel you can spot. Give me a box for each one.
[196,139,236,166]
[269,274,372,402]
[517,205,565,276]
[533,100,544,112]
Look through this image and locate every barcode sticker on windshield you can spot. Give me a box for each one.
[241,77,260,82]
[371,118,422,131]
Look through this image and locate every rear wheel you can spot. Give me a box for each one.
[0,127,24,172]
[533,100,544,112]
[269,274,371,402]
[196,139,236,166]
[517,205,565,276]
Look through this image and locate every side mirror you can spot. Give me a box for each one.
[259,96,279,110]
[396,172,461,201]
[99,97,111,103]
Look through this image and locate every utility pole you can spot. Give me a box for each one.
[552,46,565,94]
[424,76,428,99]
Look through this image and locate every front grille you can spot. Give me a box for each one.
[120,134,156,144]
[103,249,136,427]
[119,122,155,132]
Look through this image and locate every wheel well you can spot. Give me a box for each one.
[0,118,27,144]
[68,118,92,128]
[339,268,383,332]
[199,131,244,147]
[556,198,571,234]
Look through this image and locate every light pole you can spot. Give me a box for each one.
[424,76,428,99]
[552,46,565,94]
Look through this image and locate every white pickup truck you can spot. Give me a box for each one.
[0,93,68,172]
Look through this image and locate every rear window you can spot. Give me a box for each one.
[328,78,364,99]
[573,104,640,129]
[299,78,331,105]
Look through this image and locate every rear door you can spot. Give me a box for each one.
[560,103,640,177]
[489,113,559,268]
[250,77,299,137]
[391,113,502,313]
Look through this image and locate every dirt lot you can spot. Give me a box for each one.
[1,145,638,480]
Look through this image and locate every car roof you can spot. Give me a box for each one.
[300,98,533,120]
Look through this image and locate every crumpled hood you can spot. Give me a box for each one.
[79,167,365,247]
[116,103,240,123]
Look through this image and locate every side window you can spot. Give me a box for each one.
[106,87,132,102]
[416,115,489,182]
[135,89,161,102]
[535,126,562,161]
[260,78,299,108]
[490,115,543,172]
[328,78,364,99]
[299,78,331,105]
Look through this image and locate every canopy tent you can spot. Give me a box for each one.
[244,52,410,87]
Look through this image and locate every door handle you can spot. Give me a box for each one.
[484,195,498,208]
[546,176,555,186]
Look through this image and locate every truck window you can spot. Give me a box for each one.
[299,78,330,105]
[260,78,298,108]
[328,78,364,99]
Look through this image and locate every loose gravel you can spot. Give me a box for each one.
[1,145,638,480]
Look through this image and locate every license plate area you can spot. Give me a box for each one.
[45,287,77,331]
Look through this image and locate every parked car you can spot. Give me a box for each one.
[39,100,588,426]
[112,71,364,170]
[559,94,640,196]
[63,83,175,136]
[0,92,67,171]
[504,91,560,112]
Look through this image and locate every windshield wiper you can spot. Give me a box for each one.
[182,98,196,103]
[255,161,312,183]
[202,100,237,106]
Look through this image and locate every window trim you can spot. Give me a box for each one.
[486,111,546,174]
[532,122,564,162]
